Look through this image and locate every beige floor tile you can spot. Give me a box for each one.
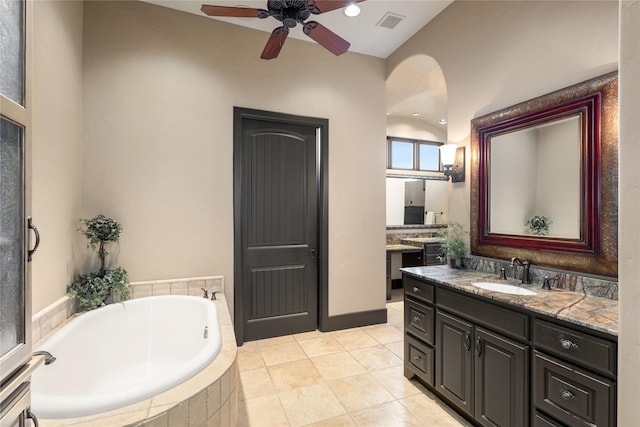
[363,324,404,345]
[256,335,296,349]
[386,307,405,326]
[304,414,356,427]
[327,373,395,412]
[383,340,405,360]
[278,383,347,426]
[349,345,403,371]
[332,330,378,351]
[260,341,308,366]
[237,394,289,427]
[387,301,404,312]
[293,330,326,341]
[268,359,323,392]
[399,393,469,425]
[298,336,346,358]
[349,401,424,427]
[237,347,266,371]
[310,352,367,381]
[370,365,421,399]
[238,367,277,401]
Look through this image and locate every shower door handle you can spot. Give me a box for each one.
[28,216,40,262]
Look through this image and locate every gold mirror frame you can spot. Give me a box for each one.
[470,72,618,278]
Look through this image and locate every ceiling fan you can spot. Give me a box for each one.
[200,0,366,59]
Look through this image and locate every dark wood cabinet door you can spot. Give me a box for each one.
[474,327,529,427]
[436,310,474,417]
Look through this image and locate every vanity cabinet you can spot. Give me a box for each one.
[404,276,435,386]
[403,273,617,427]
[532,319,617,427]
[435,294,529,426]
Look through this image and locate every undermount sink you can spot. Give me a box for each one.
[472,282,537,296]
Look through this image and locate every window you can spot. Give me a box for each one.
[387,137,442,172]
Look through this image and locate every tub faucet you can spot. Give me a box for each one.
[32,350,56,365]
[510,257,531,284]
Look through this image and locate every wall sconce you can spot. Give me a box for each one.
[439,145,465,183]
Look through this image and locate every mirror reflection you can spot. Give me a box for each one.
[386,177,448,226]
[489,115,581,238]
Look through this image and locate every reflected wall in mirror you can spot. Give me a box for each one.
[490,115,581,238]
[386,176,448,226]
[471,72,618,277]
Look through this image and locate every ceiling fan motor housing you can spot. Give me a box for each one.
[269,0,311,27]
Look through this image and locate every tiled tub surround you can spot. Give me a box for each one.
[32,276,237,426]
[401,265,618,335]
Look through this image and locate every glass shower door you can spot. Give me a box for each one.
[0,117,27,380]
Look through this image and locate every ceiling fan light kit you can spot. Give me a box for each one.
[200,0,366,59]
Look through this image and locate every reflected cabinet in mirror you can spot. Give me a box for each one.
[470,72,618,277]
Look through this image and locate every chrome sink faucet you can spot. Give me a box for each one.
[510,257,531,284]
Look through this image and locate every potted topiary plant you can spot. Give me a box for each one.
[437,222,468,269]
[67,214,130,310]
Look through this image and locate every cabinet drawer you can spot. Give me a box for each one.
[533,411,567,427]
[404,276,434,303]
[425,254,445,266]
[437,288,529,341]
[533,351,615,427]
[424,243,443,254]
[405,299,434,345]
[405,335,434,386]
[533,319,616,377]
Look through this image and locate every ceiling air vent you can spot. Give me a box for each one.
[376,12,405,30]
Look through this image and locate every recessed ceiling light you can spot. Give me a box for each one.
[439,118,448,125]
[344,4,361,17]
[412,112,421,117]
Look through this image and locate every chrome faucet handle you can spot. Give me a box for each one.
[211,291,220,301]
[499,268,507,280]
[201,288,209,299]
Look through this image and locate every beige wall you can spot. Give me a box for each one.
[81,1,387,318]
[31,0,84,313]
[618,1,640,424]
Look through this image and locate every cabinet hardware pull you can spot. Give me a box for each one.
[560,339,578,350]
[413,355,422,361]
[475,337,483,357]
[413,316,421,322]
[464,333,471,351]
[413,287,420,293]
[560,390,575,400]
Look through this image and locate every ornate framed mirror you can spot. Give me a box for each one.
[470,72,618,277]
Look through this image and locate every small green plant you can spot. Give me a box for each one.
[525,215,552,236]
[437,223,468,268]
[67,214,130,310]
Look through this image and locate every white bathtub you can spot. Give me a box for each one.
[31,295,222,419]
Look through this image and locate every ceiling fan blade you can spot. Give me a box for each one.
[200,5,269,18]
[308,0,365,14]
[261,27,289,60]
[303,21,350,56]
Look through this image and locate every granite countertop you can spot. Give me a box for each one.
[386,244,422,252]
[400,237,443,245]
[401,265,618,337]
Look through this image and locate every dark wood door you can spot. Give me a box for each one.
[235,109,319,343]
[436,310,474,417]
[474,327,529,427]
